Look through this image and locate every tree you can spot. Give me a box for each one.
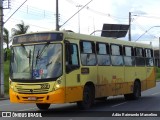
[12,20,30,36]
[3,28,10,49]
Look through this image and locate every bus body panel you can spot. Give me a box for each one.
[65,69,83,103]
[9,31,156,106]
[9,87,65,103]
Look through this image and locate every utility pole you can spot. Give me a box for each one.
[56,0,59,31]
[0,0,4,97]
[129,12,131,41]
[76,5,82,33]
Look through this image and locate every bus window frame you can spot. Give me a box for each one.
[65,42,80,74]
[80,40,97,66]
[96,42,111,66]
[144,48,154,67]
[110,44,124,66]
[123,45,135,66]
[135,47,145,66]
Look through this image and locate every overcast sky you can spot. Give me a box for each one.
[3,0,160,48]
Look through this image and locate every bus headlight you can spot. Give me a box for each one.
[52,77,62,91]
[9,80,14,89]
[52,83,61,91]
[56,84,60,88]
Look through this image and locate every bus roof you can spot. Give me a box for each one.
[12,30,152,49]
[63,31,152,49]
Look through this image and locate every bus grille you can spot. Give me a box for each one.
[15,83,50,94]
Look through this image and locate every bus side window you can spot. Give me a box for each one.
[65,43,80,73]
[145,48,154,66]
[135,47,145,66]
[111,44,123,66]
[124,46,135,66]
[80,41,96,66]
[96,43,110,66]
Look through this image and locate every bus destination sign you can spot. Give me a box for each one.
[13,33,63,44]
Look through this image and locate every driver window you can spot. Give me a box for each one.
[65,43,79,73]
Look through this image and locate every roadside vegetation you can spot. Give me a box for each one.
[3,20,30,95]
[156,67,160,80]
[4,59,10,94]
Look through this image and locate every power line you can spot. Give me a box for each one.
[136,15,160,20]
[4,0,28,24]
[60,0,93,28]
[5,18,52,30]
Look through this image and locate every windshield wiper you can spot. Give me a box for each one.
[21,44,32,71]
[37,42,50,59]
[35,42,50,66]
[46,61,52,67]
[28,49,31,68]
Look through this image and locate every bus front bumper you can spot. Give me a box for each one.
[9,88,65,104]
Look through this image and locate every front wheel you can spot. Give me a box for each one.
[77,85,95,110]
[36,103,50,110]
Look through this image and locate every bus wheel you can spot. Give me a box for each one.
[77,85,95,110]
[124,94,132,100]
[132,81,141,100]
[36,103,50,110]
[96,97,108,101]
[124,81,141,100]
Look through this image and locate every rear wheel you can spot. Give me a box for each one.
[124,81,141,100]
[36,103,50,110]
[132,81,141,100]
[96,97,108,101]
[77,85,95,110]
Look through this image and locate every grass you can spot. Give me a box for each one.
[4,60,10,95]
[156,67,160,80]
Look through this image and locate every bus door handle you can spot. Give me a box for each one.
[77,74,80,83]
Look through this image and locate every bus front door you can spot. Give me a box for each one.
[65,43,82,103]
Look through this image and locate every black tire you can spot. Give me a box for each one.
[132,81,141,100]
[124,94,133,100]
[124,81,141,100]
[96,97,108,101]
[77,85,95,110]
[36,103,50,110]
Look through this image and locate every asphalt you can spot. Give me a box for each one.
[0,94,9,101]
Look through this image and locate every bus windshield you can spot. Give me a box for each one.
[10,43,62,80]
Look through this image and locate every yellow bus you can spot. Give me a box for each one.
[9,31,156,110]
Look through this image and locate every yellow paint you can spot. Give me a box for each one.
[10,31,156,105]
[10,87,65,103]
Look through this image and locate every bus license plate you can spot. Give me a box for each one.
[28,97,37,100]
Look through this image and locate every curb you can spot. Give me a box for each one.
[0,95,9,101]
[0,97,9,101]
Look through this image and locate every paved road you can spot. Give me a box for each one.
[1,82,160,120]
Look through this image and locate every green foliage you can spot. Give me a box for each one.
[156,67,160,80]
[6,49,11,60]
[4,49,11,94]
[4,60,9,94]
[12,20,30,36]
